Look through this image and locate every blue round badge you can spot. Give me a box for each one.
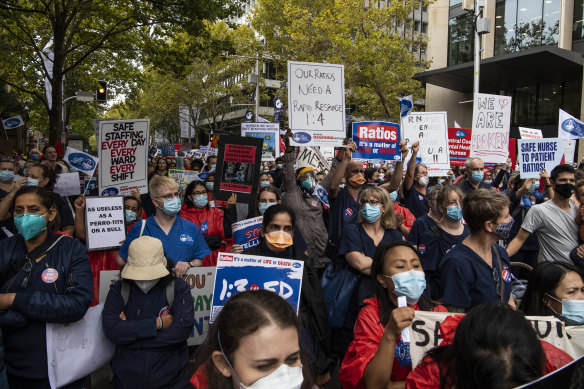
[200,221,209,234]
[292,132,312,144]
[101,187,119,196]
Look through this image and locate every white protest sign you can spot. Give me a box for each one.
[296,146,330,175]
[54,172,81,197]
[401,112,451,176]
[98,119,149,196]
[63,147,99,176]
[519,127,543,139]
[100,267,216,346]
[470,93,511,163]
[288,61,345,147]
[319,147,335,159]
[168,169,212,192]
[518,138,564,179]
[85,196,126,251]
[564,140,576,164]
[241,122,280,161]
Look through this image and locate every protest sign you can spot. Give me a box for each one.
[559,109,584,140]
[232,216,263,250]
[99,267,216,346]
[288,61,346,147]
[447,127,472,167]
[470,93,511,163]
[401,112,451,176]
[519,127,543,139]
[241,122,280,161]
[63,147,99,176]
[319,147,335,159]
[400,95,413,117]
[1,115,24,129]
[211,253,304,322]
[518,138,564,179]
[85,196,125,251]
[213,135,262,203]
[296,146,330,175]
[352,121,401,161]
[54,172,81,197]
[80,176,97,194]
[410,311,584,368]
[564,140,576,164]
[98,119,149,196]
[168,169,210,192]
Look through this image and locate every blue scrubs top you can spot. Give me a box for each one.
[327,187,361,258]
[407,214,437,247]
[119,215,211,265]
[403,185,429,218]
[439,243,512,311]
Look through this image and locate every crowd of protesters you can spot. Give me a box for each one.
[0,133,583,389]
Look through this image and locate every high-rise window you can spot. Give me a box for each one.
[575,0,584,40]
[448,11,475,65]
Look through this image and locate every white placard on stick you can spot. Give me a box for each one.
[288,61,346,147]
[401,112,451,176]
[519,127,543,139]
[85,196,126,251]
[98,119,149,196]
[470,93,511,164]
[241,122,280,161]
[564,140,576,165]
[54,172,81,197]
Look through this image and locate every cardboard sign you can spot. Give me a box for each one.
[470,93,512,163]
[352,121,401,161]
[85,196,126,251]
[63,147,99,176]
[288,61,346,147]
[518,138,564,179]
[98,119,149,196]
[296,146,330,175]
[519,127,543,139]
[401,112,451,176]
[99,267,216,346]
[211,253,304,322]
[80,176,97,194]
[213,135,262,203]
[168,169,211,192]
[54,172,81,197]
[232,216,263,250]
[447,127,472,167]
[241,122,280,161]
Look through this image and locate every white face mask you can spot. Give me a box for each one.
[134,280,158,294]
[240,364,303,389]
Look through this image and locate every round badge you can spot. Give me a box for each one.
[42,268,59,283]
[311,201,318,208]
[344,208,353,217]
[159,306,171,317]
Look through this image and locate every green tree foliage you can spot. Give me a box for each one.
[252,0,428,120]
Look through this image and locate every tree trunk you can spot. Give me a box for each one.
[48,1,67,147]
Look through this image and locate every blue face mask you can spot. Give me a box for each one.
[528,181,539,194]
[160,197,180,216]
[194,194,208,208]
[471,171,484,183]
[389,191,398,202]
[205,182,214,191]
[493,217,514,240]
[437,179,445,185]
[391,269,427,305]
[125,210,137,223]
[484,180,492,186]
[561,299,584,324]
[259,202,276,215]
[27,177,39,187]
[261,180,271,188]
[276,164,283,169]
[300,178,314,192]
[210,164,216,170]
[30,154,39,161]
[0,170,14,182]
[14,212,49,240]
[446,205,463,222]
[361,203,381,223]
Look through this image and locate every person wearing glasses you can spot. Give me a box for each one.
[0,186,92,387]
[116,176,210,278]
[340,241,446,389]
[179,180,236,266]
[439,189,515,312]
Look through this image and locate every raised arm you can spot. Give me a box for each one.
[404,141,420,191]
[0,177,25,221]
[73,195,86,242]
[328,142,356,201]
[380,141,408,193]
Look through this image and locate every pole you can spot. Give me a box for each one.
[473,0,481,95]
[255,58,260,123]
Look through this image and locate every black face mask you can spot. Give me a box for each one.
[554,183,575,199]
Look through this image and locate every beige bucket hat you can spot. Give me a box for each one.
[121,236,170,281]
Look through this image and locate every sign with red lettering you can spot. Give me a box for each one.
[352,121,401,161]
[98,119,149,196]
[470,93,511,164]
[448,127,472,167]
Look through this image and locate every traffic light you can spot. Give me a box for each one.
[96,80,107,102]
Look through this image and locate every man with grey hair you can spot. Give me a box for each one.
[456,157,491,194]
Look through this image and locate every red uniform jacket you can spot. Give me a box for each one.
[395,203,416,232]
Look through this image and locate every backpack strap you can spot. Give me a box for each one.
[492,245,505,303]
[121,281,131,306]
[139,219,146,237]
[166,279,175,307]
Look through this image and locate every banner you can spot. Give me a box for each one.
[213,135,262,203]
[64,146,98,177]
[296,146,331,175]
[85,196,126,251]
[1,115,24,129]
[518,138,564,179]
[168,169,211,192]
[410,311,584,368]
[211,253,304,322]
[54,172,82,197]
[80,176,97,195]
[99,267,216,346]
[519,127,543,139]
[470,93,512,163]
[400,95,413,118]
[232,216,263,250]
[447,127,472,167]
[288,61,346,147]
[401,112,451,176]
[98,119,149,196]
[241,122,280,161]
[352,121,401,161]
[559,109,584,140]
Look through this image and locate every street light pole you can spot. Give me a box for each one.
[473,0,481,95]
[255,58,260,123]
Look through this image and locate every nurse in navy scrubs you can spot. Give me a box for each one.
[439,189,515,312]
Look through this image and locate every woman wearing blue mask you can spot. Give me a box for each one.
[0,186,92,387]
[340,241,446,389]
[520,262,584,326]
[179,181,236,266]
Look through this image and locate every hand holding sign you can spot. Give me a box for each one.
[385,306,416,339]
[411,141,420,154]
[398,141,409,161]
